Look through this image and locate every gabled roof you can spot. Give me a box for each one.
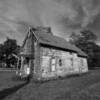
[20,27,87,57]
[20,30,35,57]
[31,29,77,52]
[30,28,87,57]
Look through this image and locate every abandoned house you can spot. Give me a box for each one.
[17,27,88,80]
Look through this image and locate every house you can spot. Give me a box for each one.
[17,27,88,80]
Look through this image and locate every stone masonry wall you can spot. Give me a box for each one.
[39,47,80,78]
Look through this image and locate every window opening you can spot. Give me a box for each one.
[51,57,56,71]
[59,59,62,66]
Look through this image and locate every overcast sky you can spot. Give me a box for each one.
[0,0,100,45]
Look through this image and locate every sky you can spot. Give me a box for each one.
[0,0,100,45]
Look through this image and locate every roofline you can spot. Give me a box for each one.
[39,43,77,53]
[40,43,88,57]
[30,28,39,41]
[78,54,88,58]
[22,27,38,48]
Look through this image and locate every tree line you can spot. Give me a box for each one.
[0,37,20,68]
[69,29,100,69]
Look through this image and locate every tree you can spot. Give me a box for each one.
[0,38,20,68]
[69,29,99,69]
[92,44,100,67]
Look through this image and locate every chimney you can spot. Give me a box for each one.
[37,26,53,35]
[44,27,51,33]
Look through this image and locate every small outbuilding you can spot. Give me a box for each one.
[17,27,88,80]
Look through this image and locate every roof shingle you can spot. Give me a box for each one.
[31,28,87,57]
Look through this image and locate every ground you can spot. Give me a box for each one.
[0,70,26,99]
[1,70,100,100]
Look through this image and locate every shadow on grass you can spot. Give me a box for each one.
[0,81,29,100]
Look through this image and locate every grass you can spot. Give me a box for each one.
[0,71,25,91]
[0,69,100,100]
[0,71,27,100]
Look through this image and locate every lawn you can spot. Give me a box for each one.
[0,70,26,100]
[0,71,25,91]
[1,70,100,100]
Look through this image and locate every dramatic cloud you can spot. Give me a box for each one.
[55,0,100,34]
[0,0,100,44]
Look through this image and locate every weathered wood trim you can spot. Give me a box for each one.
[31,29,39,41]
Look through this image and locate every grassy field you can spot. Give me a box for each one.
[0,70,100,100]
[0,71,25,91]
[0,71,26,100]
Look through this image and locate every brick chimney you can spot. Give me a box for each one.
[36,26,53,35]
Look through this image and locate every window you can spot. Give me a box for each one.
[81,59,84,66]
[70,58,73,66]
[41,56,50,73]
[51,57,56,71]
[59,59,62,66]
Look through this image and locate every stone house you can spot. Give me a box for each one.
[17,27,88,80]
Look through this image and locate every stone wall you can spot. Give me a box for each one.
[78,57,88,73]
[39,47,81,78]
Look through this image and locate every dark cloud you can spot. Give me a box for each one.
[54,0,100,42]
[55,0,100,28]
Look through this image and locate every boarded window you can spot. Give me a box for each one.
[41,56,50,73]
[81,59,84,66]
[70,58,74,67]
[51,57,56,71]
